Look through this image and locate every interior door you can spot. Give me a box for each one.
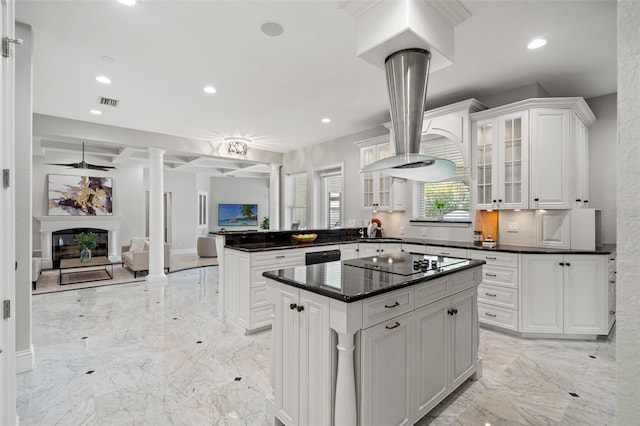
[1,0,17,423]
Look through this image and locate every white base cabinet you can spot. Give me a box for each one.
[266,265,482,426]
[358,242,402,258]
[521,254,609,336]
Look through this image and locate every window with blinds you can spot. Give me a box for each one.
[413,138,471,221]
[321,171,342,228]
[291,173,307,228]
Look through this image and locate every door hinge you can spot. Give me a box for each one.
[2,36,23,58]
[2,169,9,188]
[3,300,9,319]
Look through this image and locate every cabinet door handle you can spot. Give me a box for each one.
[447,309,454,316]
[276,255,285,259]
[485,292,497,297]
[484,312,497,317]
[584,200,588,203]
[609,280,616,284]
[385,321,400,330]
[289,303,297,310]
[576,199,582,202]
[440,252,450,255]
[453,308,458,314]
[296,305,304,312]
[384,301,399,309]
[559,262,565,266]
[485,256,497,260]
[485,273,497,277]
[565,262,571,267]
[534,197,539,202]
[610,310,616,315]
[610,258,615,261]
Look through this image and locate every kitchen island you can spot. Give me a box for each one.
[263,252,485,426]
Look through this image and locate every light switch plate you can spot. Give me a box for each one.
[507,222,519,233]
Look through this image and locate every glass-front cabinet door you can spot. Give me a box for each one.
[474,119,495,209]
[498,111,529,209]
[361,146,376,208]
[377,144,392,209]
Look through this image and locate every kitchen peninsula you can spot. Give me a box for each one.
[263,252,485,426]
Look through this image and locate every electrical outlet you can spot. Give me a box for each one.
[507,222,519,233]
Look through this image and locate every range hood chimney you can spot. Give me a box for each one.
[360,48,455,181]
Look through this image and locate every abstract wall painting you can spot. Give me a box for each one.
[48,174,113,216]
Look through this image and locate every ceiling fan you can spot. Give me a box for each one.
[46,142,116,172]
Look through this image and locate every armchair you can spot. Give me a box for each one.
[121,242,170,278]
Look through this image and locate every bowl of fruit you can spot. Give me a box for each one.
[292,233,318,243]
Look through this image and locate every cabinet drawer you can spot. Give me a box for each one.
[415,277,449,308]
[251,249,305,267]
[424,246,467,258]
[250,305,273,329]
[451,268,480,294]
[402,244,427,254]
[251,285,269,308]
[478,302,518,331]
[481,266,517,288]
[478,284,518,309]
[363,288,414,328]
[467,250,518,268]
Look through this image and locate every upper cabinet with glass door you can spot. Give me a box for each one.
[472,98,595,211]
[472,111,529,210]
[357,136,404,211]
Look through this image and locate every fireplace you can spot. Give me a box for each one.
[35,216,122,270]
[52,228,109,268]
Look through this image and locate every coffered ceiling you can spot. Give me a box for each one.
[16,0,617,176]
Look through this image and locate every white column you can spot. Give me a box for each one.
[334,331,357,426]
[108,229,119,262]
[40,231,52,269]
[147,148,166,282]
[269,163,281,230]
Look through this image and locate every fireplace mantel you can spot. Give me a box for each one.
[35,216,122,269]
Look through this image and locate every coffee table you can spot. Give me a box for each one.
[59,256,114,285]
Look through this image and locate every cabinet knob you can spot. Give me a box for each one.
[447,309,454,316]
[610,310,616,315]
[576,199,582,202]
[559,262,565,266]
[492,199,497,203]
[289,303,297,310]
[534,198,539,202]
[453,308,458,315]
[584,200,588,203]
[498,199,502,203]
[566,262,571,267]
[296,305,304,312]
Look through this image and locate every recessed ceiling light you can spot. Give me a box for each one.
[261,22,284,37]
[95,75,111,84]
[321,117,331,124]
[527,38,547,50]
[203,85,216,94]
[117,0,136,6]
[90,109,103,115]
[101,56,115,63]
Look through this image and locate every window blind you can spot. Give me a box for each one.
[414,138,470,220]
[321,172,342,228]
[292,173,307,227]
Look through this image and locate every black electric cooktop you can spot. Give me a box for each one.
[343,252,468,277]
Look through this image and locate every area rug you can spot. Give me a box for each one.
[33,255,219,295]
[33,264,145,295]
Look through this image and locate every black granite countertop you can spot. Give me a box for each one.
[402,238,617,255]
[263,252,485,303]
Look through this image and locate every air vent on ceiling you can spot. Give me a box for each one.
[99,97,119,108]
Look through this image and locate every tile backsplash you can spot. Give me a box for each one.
[497,210,537,246]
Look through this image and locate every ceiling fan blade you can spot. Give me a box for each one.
[45,162,81,168]
[85,163,116,171]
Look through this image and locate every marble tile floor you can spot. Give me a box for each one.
[18,266,615,425]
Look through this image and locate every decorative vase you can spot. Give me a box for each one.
[80,248,92,263]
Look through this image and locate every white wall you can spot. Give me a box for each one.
[32,154,145,253]
[210,177,269,231]
[15,22,33,370]
[586,93,617,244]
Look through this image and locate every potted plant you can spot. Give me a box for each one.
[433,199,447,221]
[74,232,98,263]
[260,217,270,230]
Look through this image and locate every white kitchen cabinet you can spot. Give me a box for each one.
[424,245,468,258]
[272,283,332,426]
[414,286,477,419]
[225,248,305,334]
[471,98,596,211]
[472,110,529,210]
[530,108,572,209]
[521,254,608,336]
[535,209,571,249]
[402,243,427,254]
[358,242,403,258]
[360,311,414,426]
[339,243,359,260]
[357,137,406,211]
[467,250,520,332]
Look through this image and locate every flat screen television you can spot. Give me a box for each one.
[218,203,258,227]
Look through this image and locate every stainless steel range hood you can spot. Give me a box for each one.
[360,48,455,182]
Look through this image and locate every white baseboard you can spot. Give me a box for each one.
[16,344,35,373]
